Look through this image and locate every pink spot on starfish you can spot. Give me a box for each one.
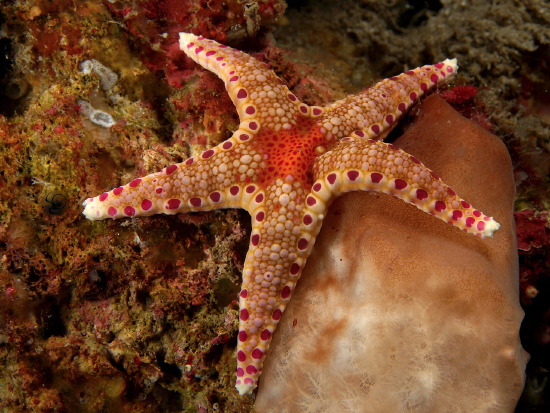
[166,164,178,174]
[272,309,282,320]
[371,173,383,184]
[190,198,202,207]
[281,286,291,299]
[452,210,463,220]
[435,201,446,212]
[202,150,214,159]
[416,189,428,200]
[166,199,181,209]
[260,329,271,340]
[141,199,152,211]
[395,179,408,190]
[251,234,260,246]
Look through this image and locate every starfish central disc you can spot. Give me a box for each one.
[248,117,325,186]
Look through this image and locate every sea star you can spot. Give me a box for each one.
[82,33,500,396]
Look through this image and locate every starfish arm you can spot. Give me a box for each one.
[312,138,500,238]
[179,33,314,132]
[316,59,458,142]
[234,184,327,395]
[81,137,271,220]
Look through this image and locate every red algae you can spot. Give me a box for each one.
[106,0,287,86]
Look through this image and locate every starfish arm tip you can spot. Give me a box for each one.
[235,381,256,396]
[178,32,196,48]
[443,57,458,66]
[480,218,500,238]
[442,57,459,76]
[81,197,106,221]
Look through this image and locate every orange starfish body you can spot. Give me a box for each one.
[82,33,500,395]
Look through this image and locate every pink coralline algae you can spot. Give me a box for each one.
[105,0,287,88]
[515,210,550,252]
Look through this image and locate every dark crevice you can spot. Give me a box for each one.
[397,0,443,28]
[156,352,182,379]
[106,350,127,374]
[35,299,67,339]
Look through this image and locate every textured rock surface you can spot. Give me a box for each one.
[255,95,528,412]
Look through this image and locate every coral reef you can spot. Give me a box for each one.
[0,0,548,411]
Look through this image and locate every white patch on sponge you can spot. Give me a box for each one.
[80,59,118,92]
[77,99,115,128]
